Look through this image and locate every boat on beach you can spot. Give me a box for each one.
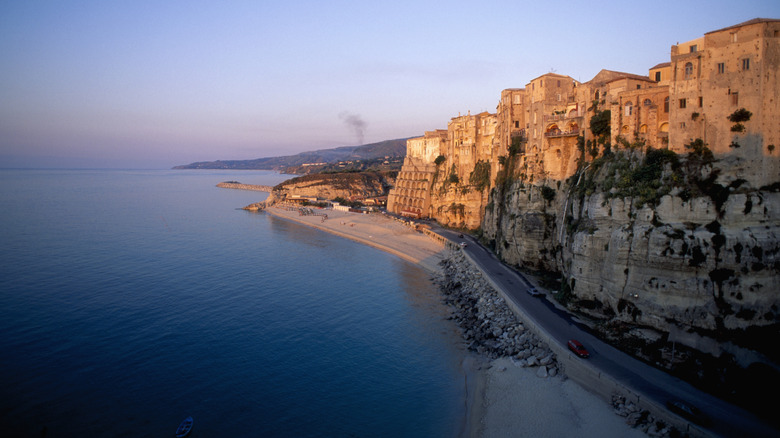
[175,416,193,437]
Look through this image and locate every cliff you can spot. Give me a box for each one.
[268,171,394,203]
[481,142,779,352]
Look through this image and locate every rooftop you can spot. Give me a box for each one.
[705,17,780,35]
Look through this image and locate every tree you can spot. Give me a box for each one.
[589,109,611,137]
[448,164,459,184]
[728,108,752,133]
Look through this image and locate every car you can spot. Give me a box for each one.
[527,287,542,297]
[458,234,464,238]
[567,339,590,358]
[459,242,467,248]
[666,400,710,425]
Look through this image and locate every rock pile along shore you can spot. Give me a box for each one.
[435,250,559,378]
[438,250,685,437]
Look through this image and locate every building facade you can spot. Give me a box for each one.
[386,130,447,218]
[669,18,780,186]
[388,18,779,227]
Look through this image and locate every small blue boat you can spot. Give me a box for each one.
[175,416,193,437]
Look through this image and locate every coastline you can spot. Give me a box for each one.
[262,205,447,275]
[259,205,646,437]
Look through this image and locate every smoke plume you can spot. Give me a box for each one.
[339,111,367,145]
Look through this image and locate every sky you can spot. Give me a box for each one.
[1,1,779,169]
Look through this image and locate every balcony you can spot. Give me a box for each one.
[545,128,580,138]
[543,112,583,123]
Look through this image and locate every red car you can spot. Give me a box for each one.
[567,339,590,358]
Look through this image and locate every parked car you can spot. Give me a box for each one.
[527,287,542,297]
[666,400,710,425]
[459,242,467,248]
[567,339,590,358]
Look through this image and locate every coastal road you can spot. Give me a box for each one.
[436,229,777,438]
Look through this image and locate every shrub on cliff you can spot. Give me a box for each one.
[447,164,460,184]
[541,185,556,203]
[589,108,611,138]
[469,160,491,192]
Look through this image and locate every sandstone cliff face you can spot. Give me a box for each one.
[562,191,779,333]
[271,172,391,202]
[428,182,490,229]
[481,148,780,341]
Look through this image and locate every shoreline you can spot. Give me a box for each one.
[262,205,447,275]
[258,204,648,437]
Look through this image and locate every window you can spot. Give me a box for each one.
[731,32,737,43]
[690,44,697,53]
[655,71,661,81]
[644,99,652,106]
[684,62,693,79]
[595,91,600,100]
[556,94,561,101]
[680,122,687,129]
[514,121,520,128]
[625,102,633,116]
[699,96,703,107]
[679,98,687,109]
[717,62,725,74]
[557,80,561,87]
[731,92,739,106]
[664,97,669,113]
[742,58,750,71]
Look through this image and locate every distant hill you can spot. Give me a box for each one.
[173,138,409,170]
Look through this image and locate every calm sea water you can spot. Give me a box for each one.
[0,169,468,438]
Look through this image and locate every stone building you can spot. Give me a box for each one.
[494,88,527,177]
[649,62,672,85]
[444,111,497,177]
[386,130,446,218]
[608,77,669,149]
[669,18,780,187]
[524,73,581,182]
[426,112,498,229]
[389,18,778,227]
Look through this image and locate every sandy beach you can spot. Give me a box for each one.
[263,205,645,437]
[264,205,448,274]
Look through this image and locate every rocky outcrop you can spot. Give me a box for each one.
[481,147,780,349]
[612,395,676,437]
[435,251,559,375]
[272,172,392,201]
[561,190,779,333]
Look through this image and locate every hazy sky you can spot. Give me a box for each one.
[1,1,778,168]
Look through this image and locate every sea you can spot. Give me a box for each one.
[0,169,469,438]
